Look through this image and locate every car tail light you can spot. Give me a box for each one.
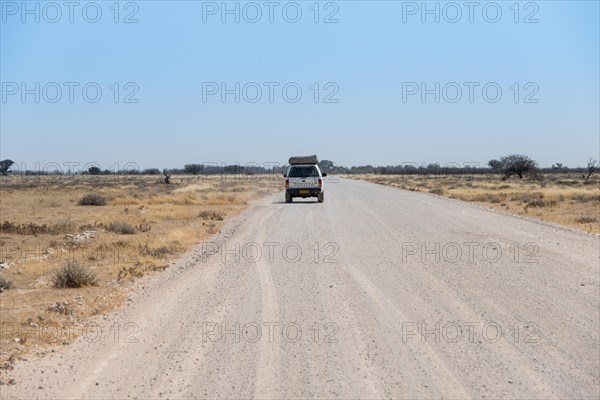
[285,179,289,188]
[318,179,322,188]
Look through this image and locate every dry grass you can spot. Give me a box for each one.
[351,173,600,234]
[52,262,98,289]
[78,193,107,206]
[0,174,280,372]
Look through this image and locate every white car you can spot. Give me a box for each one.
[283,156,326,203]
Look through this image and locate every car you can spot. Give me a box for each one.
[283,155,326,203]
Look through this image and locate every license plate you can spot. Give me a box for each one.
[299,190,310,194]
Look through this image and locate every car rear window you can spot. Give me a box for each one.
[288,166,319,178]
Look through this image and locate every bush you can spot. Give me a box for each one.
[557,180,580,187]
[53,262,98,288]
[139,244,180,258]
[527,198,557,208]
[0,220,74,235]
[510,192,544,203]
[149,246,172,257]
[47,301,73,315]
[429,188,445,195]
[0,276,13,291]
[108,221,136,234]
[473,193,504,203]
[78,193,107,206]
[198,210,225,221]
[575,216,598,223]
[572,193,600,203]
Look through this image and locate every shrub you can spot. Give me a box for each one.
[198,210,225,221]
[0,276,13,291]
[557,180,580,186]
[108,221,136,234]
[0,220,74,235]
[575,216,598,224]
[78,193,107,206]
[429,188,445,195]
[53,262,98,288]
[527,198,557,208]
[511,192,544,203]
[139,244,180,258]
[47,301,73,315]
[150,246,172,257]
[137,222,152,232]
[572,193,600,203]
[474,193,504,203]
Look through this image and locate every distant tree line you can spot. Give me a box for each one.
[1,156,597,181]
[318,156,598,179]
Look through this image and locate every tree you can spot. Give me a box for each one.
[184,164,204,175]
[552,163,564,170]
[163,169,171,184]
[142,168,160,175]
[488,159,503,171]
[318,160,335,173]
[0,159,14,175]
[88,166,101,175]
[498,154,538,179]
[584,158,598,181]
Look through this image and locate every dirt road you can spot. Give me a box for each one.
[2,178,599,399]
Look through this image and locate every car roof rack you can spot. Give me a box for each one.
[289,155,319,165]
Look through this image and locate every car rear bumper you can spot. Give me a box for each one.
[286,187,323,197]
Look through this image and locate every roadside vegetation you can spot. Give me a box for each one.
[0,174,280,372]
[349,155,599,234]
[352,172,599,234]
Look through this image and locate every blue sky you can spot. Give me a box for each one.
[1,0,599,170]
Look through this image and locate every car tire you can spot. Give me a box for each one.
[317,193,324,203]
[285,193,293,203]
